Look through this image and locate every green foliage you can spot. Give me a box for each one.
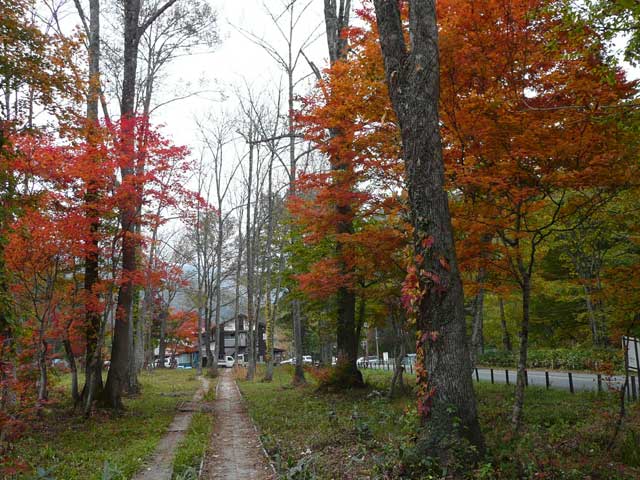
[477,348,623,372]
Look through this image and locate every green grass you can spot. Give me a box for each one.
[171,378,217,480]
[237,365,640,479]
[12,369,201,480]
[170,412,213,480]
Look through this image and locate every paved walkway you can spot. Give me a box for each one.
[201,369,274,480]
[133,376,210,480]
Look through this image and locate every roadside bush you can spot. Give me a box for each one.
[477,348,623,372]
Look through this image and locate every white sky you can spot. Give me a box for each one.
[153,0,331,151]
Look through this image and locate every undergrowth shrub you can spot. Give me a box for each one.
[478,348,623,372]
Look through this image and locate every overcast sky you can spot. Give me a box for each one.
[153,0,331,151]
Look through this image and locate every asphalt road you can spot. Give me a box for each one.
[361,363,634,394]
[474,367,627,393]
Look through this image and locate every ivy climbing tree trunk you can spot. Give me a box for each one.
[373,0,484,464]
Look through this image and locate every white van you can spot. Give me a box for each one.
[217,355,235,368]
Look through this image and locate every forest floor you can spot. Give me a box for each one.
[10,369,211,480]
[200,369,274,479]
[238,366,640,479]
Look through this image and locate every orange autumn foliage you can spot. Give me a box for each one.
[295,0,638,307]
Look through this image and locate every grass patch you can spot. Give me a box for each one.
[237,365,640,479]
[171,412,213,480]
[172,378,217,480]
[12,369,201,480]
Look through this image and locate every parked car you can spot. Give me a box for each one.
[280,355,313,365]
[217,355,235,368]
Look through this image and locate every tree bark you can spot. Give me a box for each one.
[234,228,243,360]
[322,0,363,387]
[263,157,276,382]
[499,296,512,352]
[158,307,167,367]
[288,74,305,386]
[212,201,224,373]
[102,0,141,409]
[388,310,406,398]
[37,338,48,402]
[264,258,284,381]
[102,0,179,409]
[512,270,531,430]
[63,337,80,404]
[126,271,142,393]
[470,273,485,365]
[292,299,305,384]
[76,0,104,414]
[373,0,484,461]
[245,126,256,382]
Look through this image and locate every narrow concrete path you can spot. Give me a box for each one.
[201,369,274,480]
[133,375,210,480]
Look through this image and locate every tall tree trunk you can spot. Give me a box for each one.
[512,271,531,430]
[388,309,406,398]
[132,294,144,386]
[158,307,167,367]
[289,95,305,386]
[196,303,204,376]
[76,0,104,413]
[63,337,80,404]
[595,274,609,346]
[583,283,601,347]
[212,210,224,374]
[323,0,361,387]
[37,335,48,402]
[125,298,139,393]
[335,285,362,384]
[373,0,484,461]
[245,128,256,382]
[205,306,215,373]
[126,266,142,393]
[263,159,276,382]
[292,299,305,384]
[234,229,243,360]
[102,0,141,409]
[264,269,283,381]
[470,276,485,365]
[499,296,512,352]
[101,0,179,409]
